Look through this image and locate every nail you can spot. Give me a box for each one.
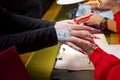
[79,49,86,55]
[91,28,101,33]
[91,35,100,39]
[87,42,96,47]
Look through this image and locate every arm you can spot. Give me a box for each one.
[0,27,58,54]
[88,14,117,32]
[107,19,117,32]
[114,11,120,42]
[0,9,95,54]
[76,14,117,32]
[0,6,55,34]
[69,37,120,80]
[0,6,96,54]
[90,47,120,80]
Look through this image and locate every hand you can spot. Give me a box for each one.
[67,36,98,56]
[54,20,95,33]
[84,0,99,6]
[54,20,100,53]
[55,20,94,42]
[98,0,120,12]
[76,13,104,25]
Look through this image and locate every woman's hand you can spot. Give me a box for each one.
[76,13,104,25]
[98,0,120,14]
[68,37,98,55]
[84,0,99,6]
[54,20,99,42]
[54,20,100,53]
[66,35,98,55]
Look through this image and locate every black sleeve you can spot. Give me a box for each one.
[0,6,55,34]
[0,6,58,53]
[0,26,58,54]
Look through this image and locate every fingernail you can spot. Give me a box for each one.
[94,29,102,33]
[87,42,96,47]
[91,35,100,39]
[79,49,86,55]
[91,28,101,33]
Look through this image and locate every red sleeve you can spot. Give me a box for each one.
[114,10,120,42]
[90,47,120,80]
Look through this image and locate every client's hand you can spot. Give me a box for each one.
[54,20,99,53]
[69,36,98,56]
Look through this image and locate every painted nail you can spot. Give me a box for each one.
[79,49,86,55]
[91,35,100,39]
[94,29,102,33]
[87,42,96,47]
[91,28,101,33]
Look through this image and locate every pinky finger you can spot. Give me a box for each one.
[65,42,85,54]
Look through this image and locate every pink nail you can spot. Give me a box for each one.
[79,49,85,55]
[94,29,102,33]
[87,42,96,47]
[91,28,101,33]
[91,35,100,39]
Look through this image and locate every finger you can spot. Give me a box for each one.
[65,41,81,51]
[71,30,91,37]
[69,36,97,54]
[71,23,95,31]
[65,20,76,24]
[70,36,90,45]
[65,41,86,54]
[72,30,100,40]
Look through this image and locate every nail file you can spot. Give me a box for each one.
[78,14,93,24]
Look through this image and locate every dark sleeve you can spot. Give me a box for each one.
[0,6,55,34]
[0,27,58,54]
[0,6,58,53]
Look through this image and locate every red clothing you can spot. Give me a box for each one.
[114,10,120,42]
[90,47,120,80]
[90,11,120,80]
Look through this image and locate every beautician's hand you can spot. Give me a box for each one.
[76,13,104,25]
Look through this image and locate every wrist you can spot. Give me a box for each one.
[56,29,70,41]
[96,16,104,25]
[86,45,98,56]
[100,17,108,30]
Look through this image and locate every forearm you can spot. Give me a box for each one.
[0,27,58,54]
[114,10,120,42]
[0,6,55,34]
[94,16,117,32]
[90,47,120,80]
[96,18,117,32]
[107,19,117,32]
